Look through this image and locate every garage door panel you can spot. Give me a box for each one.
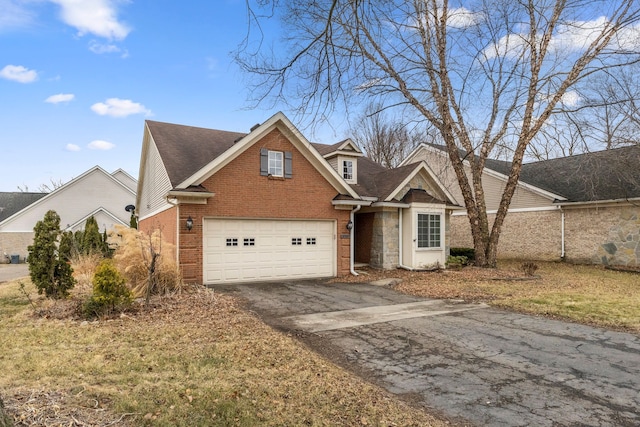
[203,219,335,284]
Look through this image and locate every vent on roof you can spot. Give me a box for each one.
[233,136,243,143]
[250,123,261,132]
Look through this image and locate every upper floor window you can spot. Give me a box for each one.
[268,150,283,177]
[260,148,292,178]
[417,213,441,248]
[342,160,353,180]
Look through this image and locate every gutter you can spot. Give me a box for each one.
[555,197,640,208]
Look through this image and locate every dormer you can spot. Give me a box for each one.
[318,139,364,185]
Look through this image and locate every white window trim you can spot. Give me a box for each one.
[268,150,284,177]
[339,156,357,184]
[416,212,442,250]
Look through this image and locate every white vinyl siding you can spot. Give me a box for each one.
[412,147,555,211]
[0,168,134,232]
[139,138,173,218]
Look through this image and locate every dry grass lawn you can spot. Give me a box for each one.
[2,260,637,426]
[0,277,448,427]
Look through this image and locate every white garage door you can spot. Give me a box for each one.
[203,218,336,284]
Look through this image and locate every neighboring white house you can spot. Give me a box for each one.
[0,166,137,262]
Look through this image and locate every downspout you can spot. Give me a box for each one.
[165,196,180,262]
[350,205,361,276]
[398,207,414,271]
[560,207,565,260]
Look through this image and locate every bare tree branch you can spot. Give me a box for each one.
[237,0,640,267]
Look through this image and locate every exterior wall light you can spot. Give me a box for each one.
[186,216,194,231]
[346,220,353,231]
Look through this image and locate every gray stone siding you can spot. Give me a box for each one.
[0,232,34,263]
[565,206,640,267]
[370,210,399,269]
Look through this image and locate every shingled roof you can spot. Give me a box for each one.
[519,145,640,203]
[425,143,640,203]
[312,143,450,203]
[146,120,247,187]
[0,192,47,223]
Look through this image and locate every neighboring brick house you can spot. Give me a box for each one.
[0,167,137,262]
[136,112,458,284]
[401,144,640,267]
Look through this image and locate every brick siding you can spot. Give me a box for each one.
[450,205,640,266]
[0,232,34,263]
[141,128,351,283]
[451,210,562,260]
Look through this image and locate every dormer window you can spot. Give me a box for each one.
[343,160,353,180]
[339,156,357,184]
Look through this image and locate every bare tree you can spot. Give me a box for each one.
[528,63,640,160]
[350,103,425,168]
[18,178,65,193]
[574,66,640,150]
[238,0,640,267]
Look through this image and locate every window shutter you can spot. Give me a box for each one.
[284,151,293,178]
[260,148,268,176]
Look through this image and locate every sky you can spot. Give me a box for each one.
[0,0,339,192]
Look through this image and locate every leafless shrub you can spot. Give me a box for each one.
[520,262,539,277]
[110,225,184,299]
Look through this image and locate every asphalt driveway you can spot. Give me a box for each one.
[216,279,640,427]
[0,264,29,283]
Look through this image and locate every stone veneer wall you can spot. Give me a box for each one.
[450,209,563,260]
[565,205,640,267]
[450,205,640,266]
[0,232,34,263]
[370,210,399,269]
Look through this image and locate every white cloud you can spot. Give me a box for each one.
[483,33,527,60]
[91,98,151,117]
[66,143,81,151]
[45,93,75,104]
[549,16,610,52]
[88,40,121,54]
[484,16,640,60]
[0,0,35,30]
[561,90,581,107]
[0,64,38,83]
[88,140,115,150]
[49,0,131,40]
[447,7,483,29]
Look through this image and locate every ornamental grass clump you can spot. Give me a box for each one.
[110,225,184,299]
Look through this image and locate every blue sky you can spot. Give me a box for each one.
[0,0,341,191]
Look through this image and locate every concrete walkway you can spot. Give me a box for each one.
[218,280,640,427]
